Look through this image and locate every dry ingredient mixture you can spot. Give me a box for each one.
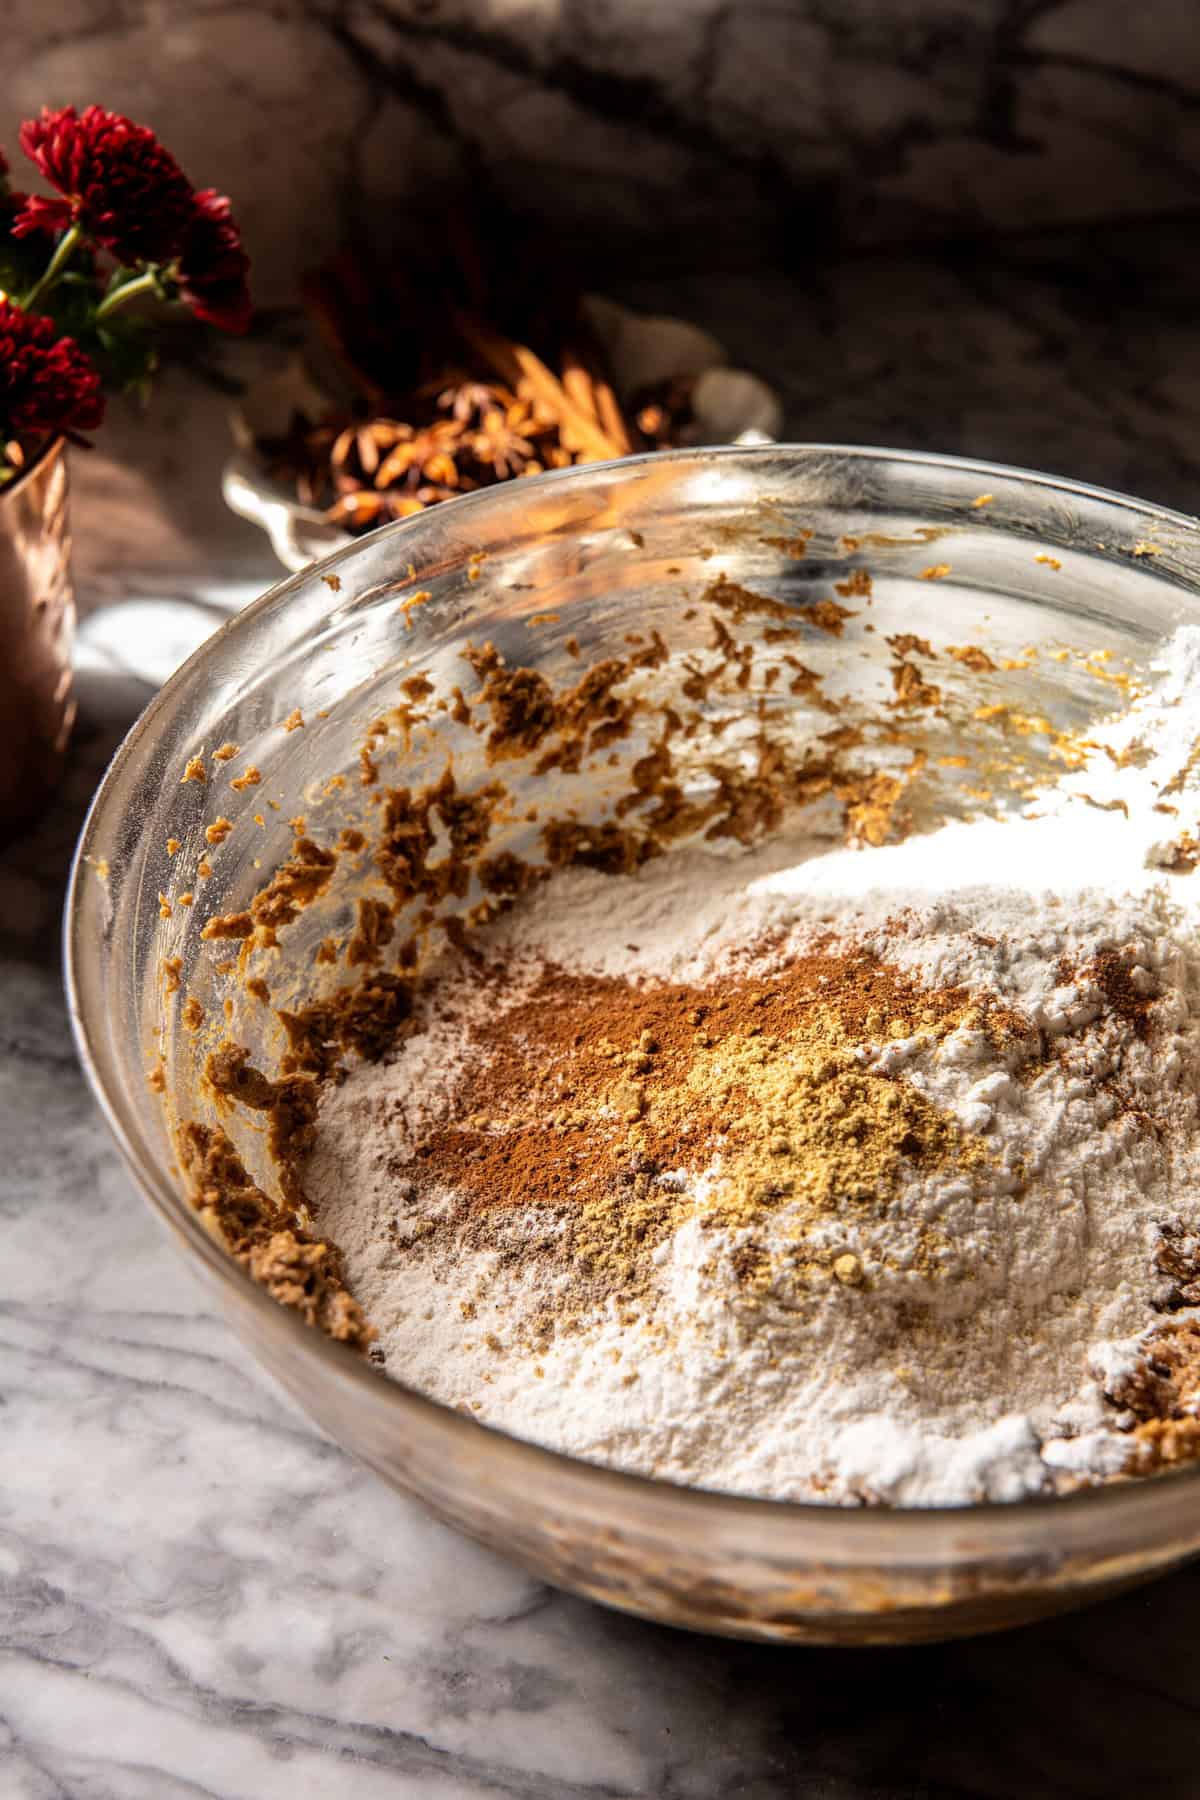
[305,631,1200,1505]
[161,543,1200,1507]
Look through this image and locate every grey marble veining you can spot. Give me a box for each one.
[7,0,1200,303]
[8,252,1200,1794]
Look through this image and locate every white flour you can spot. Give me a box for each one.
[309,629,1200,1505]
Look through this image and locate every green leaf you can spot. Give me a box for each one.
[1,231,162,395]
[39,271,99,340]
[93,317,159,396]
[13,264,158,395]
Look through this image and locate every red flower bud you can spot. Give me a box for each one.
[0,299,105,443]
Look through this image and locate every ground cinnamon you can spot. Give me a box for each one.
[398,941,1032,1322]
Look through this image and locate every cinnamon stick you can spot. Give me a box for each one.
[454,311,626,462]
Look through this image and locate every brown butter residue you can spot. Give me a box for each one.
[181,1123,371,1348]
[1109,1318,1200,1473]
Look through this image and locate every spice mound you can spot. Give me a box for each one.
[307,831,1200,1505]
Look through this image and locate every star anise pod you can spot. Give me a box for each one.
[372,421,469,493]
[410,482,462,507]
[265,297,649,534]
[507,396,560,444]
[330,419,414,488]
[422,448,465,489]
[326,479,470,530]
[326,489,392,529]
[463,406,535,481]
[436,378,513,430]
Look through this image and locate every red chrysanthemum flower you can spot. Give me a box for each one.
[14,105,195,265]
[0,299,105,442]
[176,188,251,334]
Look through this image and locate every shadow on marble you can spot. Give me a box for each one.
[557,1564,1200,1796]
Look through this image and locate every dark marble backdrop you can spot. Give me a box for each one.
[7,0,1200,299]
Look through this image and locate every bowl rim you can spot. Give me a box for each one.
[64,439,1200,1534]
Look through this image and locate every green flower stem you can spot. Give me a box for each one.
[94,267,164,323]
[20,224,83,312]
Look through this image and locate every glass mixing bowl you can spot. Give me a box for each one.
[65,445,1200,1645]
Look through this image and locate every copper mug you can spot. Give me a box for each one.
[0,436,75,839]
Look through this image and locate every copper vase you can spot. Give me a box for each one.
[0,436,75,839]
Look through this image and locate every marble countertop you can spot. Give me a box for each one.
[7,249,1200,1798]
